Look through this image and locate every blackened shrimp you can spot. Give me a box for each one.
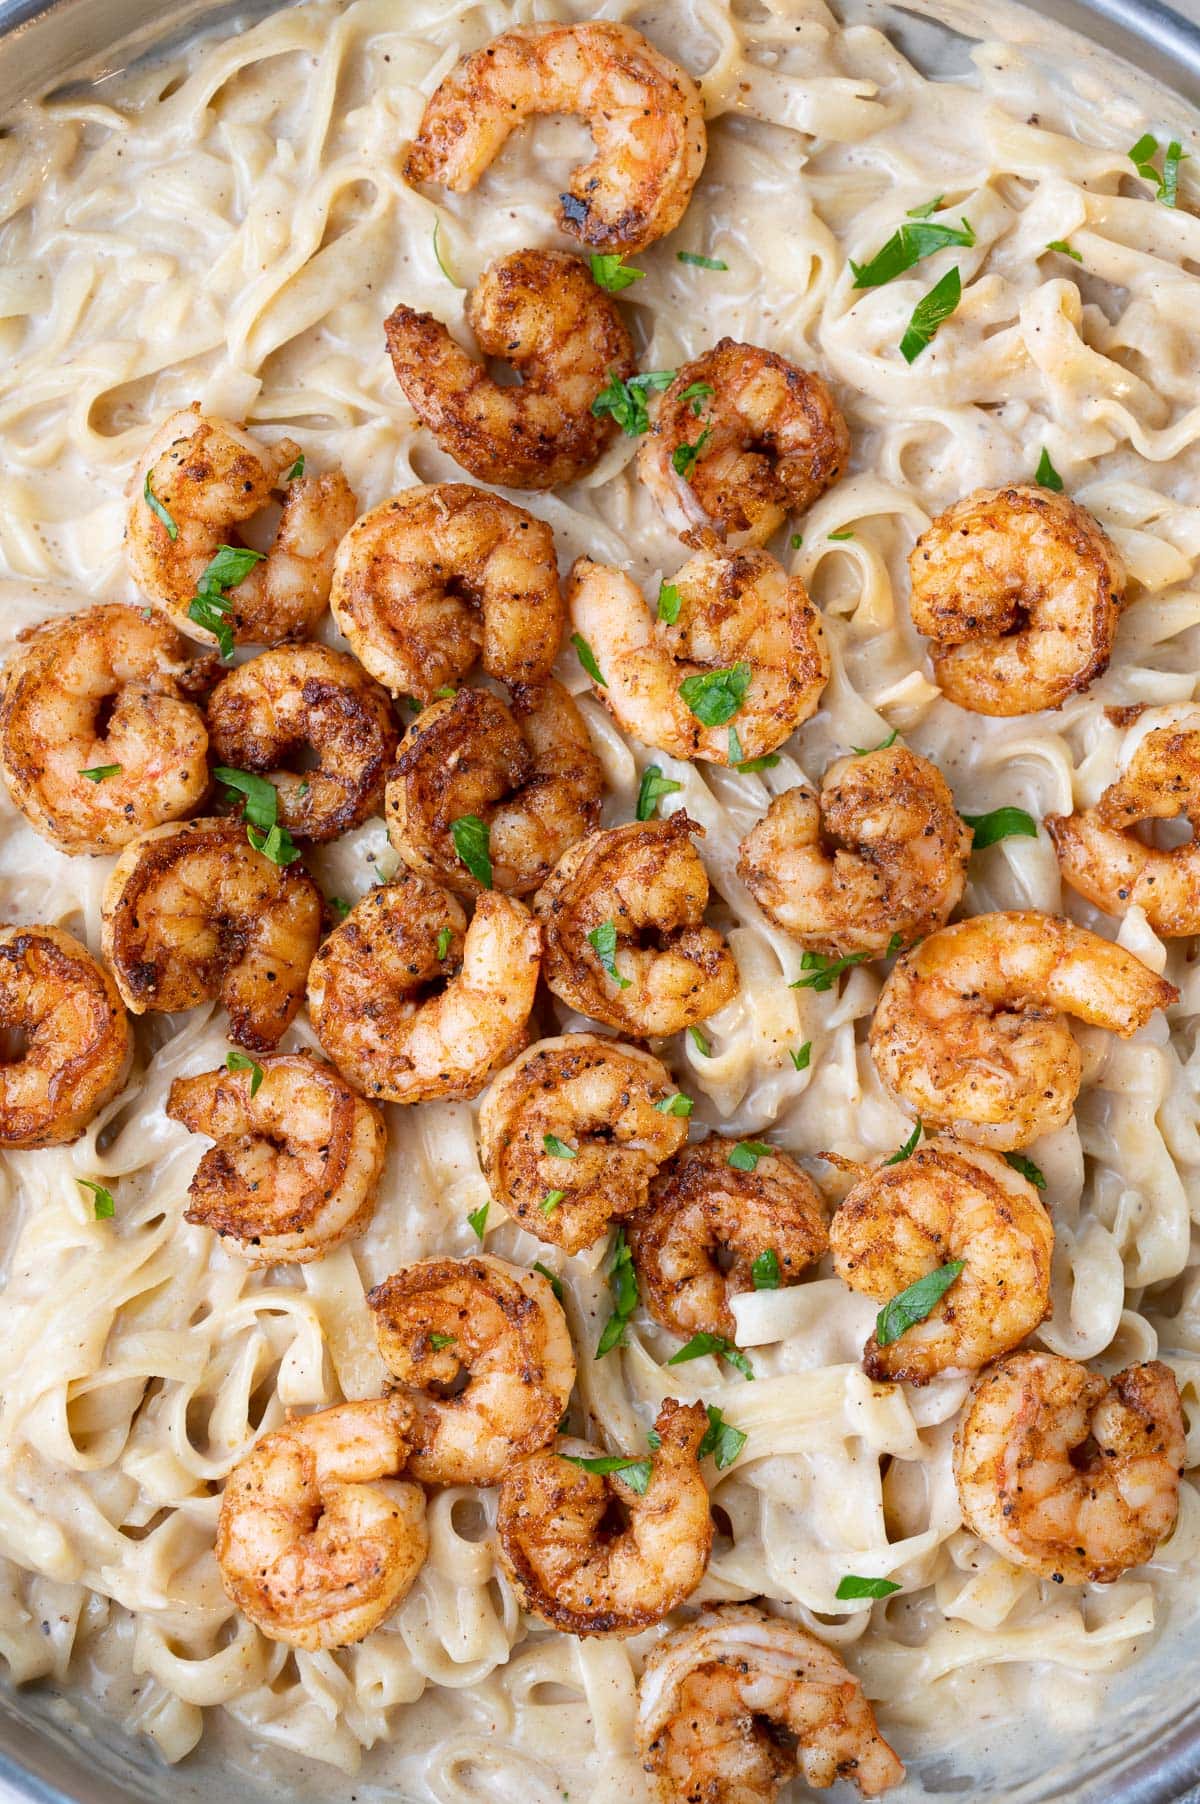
[405,21,706,253]
[206,644,398,843]
[101,818,323,1052]
[534,816,737,1037]
[167,1052,386,1265]
[385,682,603,896]
[330,484,563,702]
[0,925,131,1148]
[385,250,635,488]
[638,340,850,546]
[0,603,212,856]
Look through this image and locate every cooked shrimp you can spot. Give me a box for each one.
[215,1396,427,1650]
[207,644,398,844]
[954,1351,1186,1584]
[101,818,323,1052]
[829,1139,1053,1383]
[306,870,540,1103]
[0,603,211,856]
[628,1138,827,1341]
[637,1603,905,1802]
[908,484,1125,716]
[405,21,706,253]
[534,816,737,1036]
[385,249,635,488]
[496,1399,712,1636]
[166,1052,386,1265]
[385,682,602,897]
[737,746,971,957]
[1048,724,1200,937]
[637,341,850,546]
[478,1034,689,1254]
[367,1255,575,1485]
[869,910,1176,1149]
[128,407,357,648]
[569,545,829,766]
[0,925,130,1148]
[330,484,564,702]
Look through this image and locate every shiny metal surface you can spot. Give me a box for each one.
[0,0,1199,1798]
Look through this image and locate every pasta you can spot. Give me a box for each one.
[0,0,1198,1796]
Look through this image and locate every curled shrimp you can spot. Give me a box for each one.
[496,1399,712,1636]
[869,910,1176,1148]
[215,1396,427,1650]
[478,1034,689,1254]
[330,484,564,702]
[1048,723,1200,936]
[829,1139,1053,1383]
[637,340,850,546]
[367,1255,575,1485]
[736,745,971,957]
[0,925,130,1148]
[128,407,356,648]
[405,21,706,253]
[166,1052,386,1265]
[101,818,323,1052]
[908,484,1125,716]
[0,603,212,856]
[637,1603,905,1802]
[628,1138,828,1341]
[569,545,829,766]
[534,816,737,1037]
[385,681,603,897]
[385,249,635,488]
[954,1351,1186,1584]
[307,869,540,1103]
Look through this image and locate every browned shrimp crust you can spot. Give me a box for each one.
[404,21,706,253]
[101,818,323,1052]
[206,644,398,843]
[385,681,602,896]
[384,249,635,489]
[628,1138,828,1341]
[330,484,564,702]
[534,816,738,1036]
[908,484,1125,716]
[638,340,850,545]
[0,926,131,1148]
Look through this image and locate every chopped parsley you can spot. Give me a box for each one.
[836,1575,902,1600]
[450,813,492,887]
[467,1201,489,1242]
[789,1041,812,1071]
[187,544,265,658]
[899,265,962,364]
[672,425,712,479]
[591,369,676,436]
[285,454,305,481]
[668,1330,755,1382]
[885,1119,922,1164]
[77,1177,114,1220]
[226,1049,264,1096]
[963,806,1038,849]
[533,1261,564,1302]
[688,1024,711,1057]
[875,1260,965,1347]
[1127,132,1186,206]
[636,764,683,820]
[653,1093,694,1117]
[852,729,898,755]
[429,1332,456,1351]
[214,766,301,866]
[436,926,452,960]
[752,1248,781,1290]
[587,918,631,989]
[698,1403,747,1469]
[1035,447,1064,491]
[561,1452,652,1494]
[79,764,121,782]
[589,253,645,291]
[658,581,681,624]
[543,1133,577,1159]
[596,1227,639,1358]
[143,473,178,540]
[571,631,607,687]
[1046,238,1082,261]
[1005,1150,1047,1189]
[541,1190,565,1215]
[677,250,728,270]
[728,1140,772,1172]
[679,661,751,727]
[850,214,975,289]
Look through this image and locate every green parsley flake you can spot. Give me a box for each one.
[658,582,681,624]
[679,661,751,727]
[789,1042,812,1072]
[885,1119,922,1164]
[636,764,683,821]
[850,215,975,289]
[1005,1150,1047,1189]
[588,919,630,989]
[752,1248,781,1290]
[899,265,962,364]
[1035,447,1064,491]
[589,253,645,291]
[450,813,492,887]
[591,369,676,436]
[79,764,121,782]
[543,1133,577,1159]
[836,1575,902,1600]
[571,631,607,687]
[667,1330,755,1382]
[78,1177,114,1220]
[963,806,1038,849]
[728,1140,772,1172]
[875,1260,965,1347]
[226,1049,264,1096]
[596,1227,640,1358]
[143,473,178,540]
[467,1201,489,1242]
[677,251,728,270]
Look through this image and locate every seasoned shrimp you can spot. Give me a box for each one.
[1048,724,1200,937]
[737,746,971,957]
[637,1603,905,1802]
[829,1139,1053,1383]
[207,644,398,843]
[638,340,850,546]
[385,250,635,488]
[385,682,602,897]
[307,870,540,1103]
[167,1052,386,1265]
[628,1138,827,1341]
[101,818,323,1052]
[0,603,211,856]
[954,1351,1186,1584]
[405,21,706,253]
[534,816,737,1036]
[870,910,1176,1148]
[496,1399,712,1636]
[367,1255,575,1485]
[330,484,564,702]
[569,545,829,766]
[908,484,1125,716]
[478,1034,689,1254]
[215,1396,427,1650]
[0,925,130,1148]
[128,407,357,648]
